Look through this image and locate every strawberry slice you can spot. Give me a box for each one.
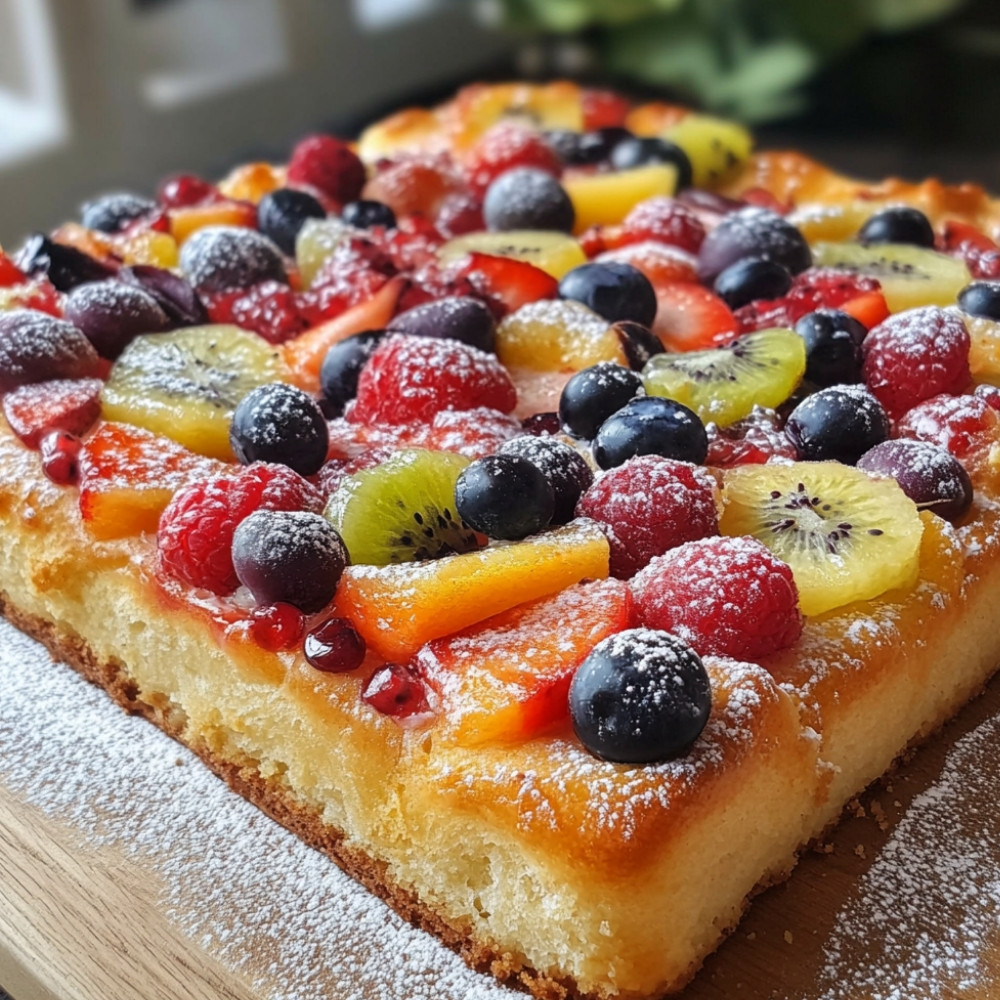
[3,378,103,448]
[597,241,699,287]
[734,268,881,333]
[0,252,26,288]
[653,282,737,352]
[460,252,558,316]
[79,422,233,540]
[939,220,1000,280]
[581,89,630,131]
[0,279,62,317]
[841,290,890,330]
[416,578,633,746]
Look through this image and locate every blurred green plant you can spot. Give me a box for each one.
[486,0,968,120]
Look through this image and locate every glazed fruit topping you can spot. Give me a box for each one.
[568,627,711,764]
[862,307,971,419]
[858,206,935,249]
[631,536,802,661]
[229,382,329,476]
[287,134,366,204]
[179,226,288,294]
[362,663,431,722]
[559,362,643,439]
[351,334,516,426]
[483,168,575,234]
[232,509,348,614]
[857,439,973,522]
[157,463,324,594]
[455,454,555,541]
[304,617,367,673]
[576,455,718,579]
[558,261,657,328]
[785,385,890,465]
[257,188,327,256]
[704,406,797,467]
[0,310,100,393]
[207,281,307,345]
[40,430,82,486]
[496,435,593,525]
[64,280,171,359]
[593,395,708,470]
[2,377,103,448]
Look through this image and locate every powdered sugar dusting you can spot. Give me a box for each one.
[0,619,515,1000]
[811,710,1000,1000]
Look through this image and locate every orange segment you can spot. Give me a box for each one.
[217,162,285,204]
[417,578,633,746]
[282,276,406,393]
[170,201,257,244]
[333,521,610,662]
[78,423,233,540]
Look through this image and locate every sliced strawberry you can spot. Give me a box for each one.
[0,279,61,317]
[393,262,478,314]
[207,281,307,344]
[3,378,103,449]
[0,252,26,288]
[841,290,890,330]
[653,282,737,352]
[621,196,706,254]
[415,578,633,746]
[735,268,881,333]
[706,408,798,467]
[939,220,1000,280]
[581,89,630,131]
[79,422,233,540]
[372,215,446,271]
[597,241,699,288]
[460,252,558,316]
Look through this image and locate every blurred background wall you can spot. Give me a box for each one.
[0,0,510,246]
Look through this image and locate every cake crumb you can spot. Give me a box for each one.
[783,930,794,945]
[854,844,867,859]
[746,931,756,941]
[869,799,889,832]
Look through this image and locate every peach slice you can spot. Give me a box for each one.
[333,520,610,662]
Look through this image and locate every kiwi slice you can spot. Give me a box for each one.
[664,114,753,189]
[812,242,970,312]
[438,230,586,279]
[719,462,924,617]
[101,325,285,460]
[642,328,805,428]
[325,449,484,566]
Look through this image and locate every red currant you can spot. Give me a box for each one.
[304,617,366,673]
[249,603,305,652]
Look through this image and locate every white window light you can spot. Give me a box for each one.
[353,0,443,32]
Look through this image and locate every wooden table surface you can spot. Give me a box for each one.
[3,623,1000,1000]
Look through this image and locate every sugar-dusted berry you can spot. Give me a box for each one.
[362,663,430,721]
[896,392,1000,460]
[631,535,802,660]
[576,455,718,578]
[862,307,972,419]
[464,123,561,196]
[287,134,366,204]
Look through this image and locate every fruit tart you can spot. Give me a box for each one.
[4,80,1000,999]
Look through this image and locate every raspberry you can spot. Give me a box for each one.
[575,455,719,579]
[896,393,1000,459]
[373,215,445,271]
[351,334,517,426]
[157,464,324,594]
[249,603,306,652]
[297,236,396,323]
[207,281,307,344]
[706,407,798,467]
[621,197,706,254]
[974,383,1000,412]
[364,153,459,219]
[736,268,880,333]
[862,307,971,419]
[464,124,561,196]
[631,535,802,660]
[287,134,366,204]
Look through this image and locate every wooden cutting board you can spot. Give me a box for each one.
[2,618,1000,1000]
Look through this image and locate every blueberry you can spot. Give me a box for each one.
[81,192,156,234]
[319,330,386,417]
[610,137,693,191]
[785,385,890,464]
[559,362,643,439]
[958,281,1000,321]
[230,382,329,475]
[389,295,496,353]
[0,310,99,392]
[455,454,555,540]
[232,510,347,614]
[257,188,326,256]
[858,207,935,248]
[341,199,397,230]
[545,127,632,166]
[569,628,711,764]
[794,309,867,387]
[857,439,973,522]
[64,280,171,359]
[713,257,792,310]
[614,320,665,371]
[179,226,287,294]
[16,233,116,292]
[483,168,575,233]
[559,262,657,328]
[119,265,209,327]
[697,207,811,285]
[593,395,707,469]
[498,435,594,524]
